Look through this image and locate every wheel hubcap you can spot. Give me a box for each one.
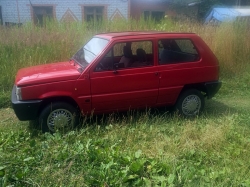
[182,95,201,116]
[47,109,73,132]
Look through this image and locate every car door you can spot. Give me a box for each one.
[89,40,159,113]
[157,38,202,106]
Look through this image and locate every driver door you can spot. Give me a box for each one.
[89,40,159,113]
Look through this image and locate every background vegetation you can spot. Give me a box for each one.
[0,18,250,186]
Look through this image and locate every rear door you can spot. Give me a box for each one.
[90,39,159,113]
[157,38,201,105]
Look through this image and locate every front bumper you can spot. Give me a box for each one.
[205,81,222,99]
[11,86,42,121]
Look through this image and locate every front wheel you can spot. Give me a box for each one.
[39,102,80,133]
[175,89,204,117]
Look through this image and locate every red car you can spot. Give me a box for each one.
[12,32,221,132]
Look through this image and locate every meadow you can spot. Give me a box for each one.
[0,18,250,186]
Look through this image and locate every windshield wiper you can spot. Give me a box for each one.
[71,56,88,68]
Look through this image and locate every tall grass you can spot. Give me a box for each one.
[0,18,249,106]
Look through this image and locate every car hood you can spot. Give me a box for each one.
[15,61,81,86]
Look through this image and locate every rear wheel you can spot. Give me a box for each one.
[39,102,80,133]
[175,89,204,117]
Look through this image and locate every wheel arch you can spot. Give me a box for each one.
[38,96,80,117]
[180,83,207,97]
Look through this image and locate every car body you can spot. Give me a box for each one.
[11,31,221,132]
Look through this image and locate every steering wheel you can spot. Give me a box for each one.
[95,62,106,71]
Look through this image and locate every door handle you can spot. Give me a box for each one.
[155,72,159,76]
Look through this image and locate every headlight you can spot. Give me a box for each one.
[15,86,22,101]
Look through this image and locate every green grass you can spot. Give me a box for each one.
[1,83,250,186]
[1,19,250,186]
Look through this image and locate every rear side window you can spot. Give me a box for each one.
[159,39,200,64]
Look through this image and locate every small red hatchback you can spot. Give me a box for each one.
[12,32,221,132]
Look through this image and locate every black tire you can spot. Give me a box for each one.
[175,89,204,117]
[39,102,80,133]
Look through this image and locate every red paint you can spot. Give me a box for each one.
[16,62,81,86]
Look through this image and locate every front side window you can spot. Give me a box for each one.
[95,40,154,72]
[72,37,109,69]
[159,39,200,64]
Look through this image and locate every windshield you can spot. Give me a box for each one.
[72,37,109,68]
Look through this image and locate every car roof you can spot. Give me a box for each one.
[95,31,197,40]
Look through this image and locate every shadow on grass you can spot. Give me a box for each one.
[77,99,235,128]
[28,99,236,135]
[204,99,238,117]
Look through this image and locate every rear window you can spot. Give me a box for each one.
[158,39,200,64]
